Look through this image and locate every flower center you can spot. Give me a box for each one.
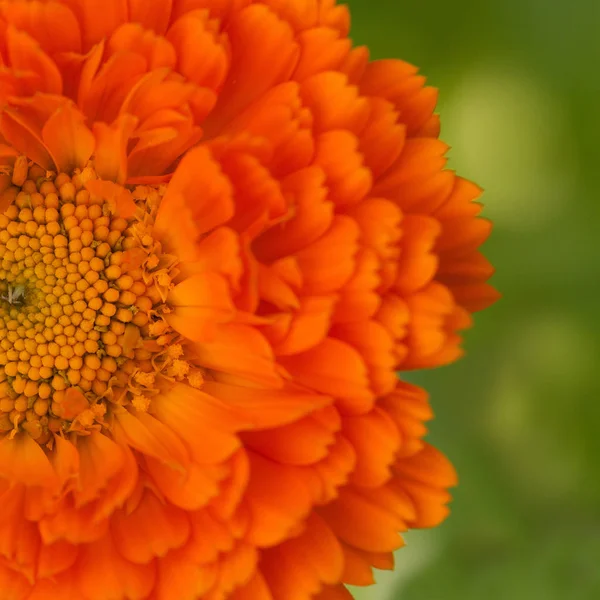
[0,160,196,445]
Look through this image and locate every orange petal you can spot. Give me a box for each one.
[224,82,314,177]
[41,104,95,173]
[120,70,193,123]
[256,0,318,31]
[338,542,375,586]
[154,146,235,252]
[166,9,230,90]
[218,148,288,235]
[92,114,138,184]
[358,549,395,571]
[447,281,501,313]
[188,324,281,388]
[261,513,344,598]
[242,405,339,466]
[437,251,495,285]
[76,531,156,600]
[128,0,173,34]
[375,294,410,363]
[295,215,360,294]
[22,436,77,521]
[359,59,438,137]
[301,433,356,505]
[393,443,457,528]
[146,458,226,511]
[36,539,79,580]
[359,97,406,177]
[313,130,372,206]
[253,166,334,262]
[379,382,432,458]
[343,407,400,487]
[204,4,299,134]
[206,541,258,598]
[85,179,136,219]
[395,214,441,294]
[319,487,405,553]
[434,175,483,219]
[279,337,373,415]
[201,380,332,430]
[0,432,56,488]
[59,0,128,51]
[111,488,190,563]
[243,451,313,547]
[0,108,53,170]
[167,273,235,341]
[435,217,492,257]
[79,51,147,124]
[114,409,189,470]
[313,585,354,600]
[155,541,218,600]
[48,433,80,490]
[168,272,233,310]
[166,306,234,343]
[403,282,466,369]
[178,226,243,287]
[273,294,338,355]
[0,562,30,600]
[6,25,62,94]
[38,500,109,545]
[258,262,301,311]
[0,484,39,581]
[372,138,448,203]
[300,71,369,134]
[263,0,350,34]
[293,26,351,81]
[208,448,249,520]
[332,319,397,396]
[230,572,273,600]
[150,383,241,464]
[26,571,81,600]
[89,435,139,524]
[2,0,82,55]
[108,24,177,71]
[58,387,88,420]
[332,249,381,323]
[73,431,125,507]
[126,120,204,179]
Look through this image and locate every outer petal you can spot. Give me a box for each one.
[111,489,191,563]
[204,4,299,132]
[76,531,156,600]
[154,146,235,259]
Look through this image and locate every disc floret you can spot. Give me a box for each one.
[0,160,195,444]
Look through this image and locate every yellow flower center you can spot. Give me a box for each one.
[0,160,195,445]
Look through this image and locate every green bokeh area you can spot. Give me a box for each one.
[345,0,600,599]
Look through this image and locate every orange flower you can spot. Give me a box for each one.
[0,1,498,599]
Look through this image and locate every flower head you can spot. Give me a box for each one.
[0,1,497,598]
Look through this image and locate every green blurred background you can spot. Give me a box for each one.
[346,0,600,598]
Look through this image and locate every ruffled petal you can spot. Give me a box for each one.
[112,488,191,563]
[205,4,299,132]
[76,531,156,600]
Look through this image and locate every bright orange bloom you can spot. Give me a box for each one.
[0,1,497,598]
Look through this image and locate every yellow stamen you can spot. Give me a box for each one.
[167,359,190,379]
[131,395,151,412]
[187,370,204,389]
[0,160,184,443]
